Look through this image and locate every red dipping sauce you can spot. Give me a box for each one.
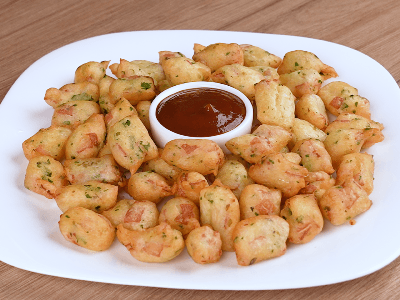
[156,88,246,137]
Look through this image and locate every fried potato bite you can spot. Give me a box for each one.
[159,197,200,236]
[65,113,106,159]
[319,179,372,225]
[98,75,115,115]
[200,180,240,251]
[292,139,334,174]
[233,215,289,266]
[116,222,184,263]
[109,59,165,86]
[324,113,384,167]
[101,199,136,227]
[162,139,225,176]
[44,82,99,108]
[240,44,282,68]
[239,184,281,220]
[336,153,374,195]
[109,77,156,106]
[290,118,327,148]
[24,156,68,199]
[142,149,182,184]
[211,64,265,101]
[59,207,115,251]
[74,61,109,85]
[127,171,173,204]
[279,69,323,98]
[108,114,158,173]
[277,50,338,80]
[225,124,292,164]
[64,154,123,185]
[295,94,329,130]
[162,56,211,86]
[254,80,296,130]
[23,125,72,161]
[104,97,137,130]
[280,194,323,244]
[55,180,118,213]
[192,43,244,72]
[172,171,209,205]
[122,200,159,231]
[248,153,308,198]
[51,100,101,130]
[185,226,223,264]
[317,81,371,118]
[299,171,336,200]
[136,100,151,130]
[216,160,254,199]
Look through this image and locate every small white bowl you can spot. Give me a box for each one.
[149,82,253,153]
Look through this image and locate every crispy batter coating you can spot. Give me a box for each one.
[116,222,184,263]
[233,215,289,266]
[55,180,118,213]
[24,156,68,199]
[186,226,223,264]
[59,207,115,251]
[192,43,244,72]
[199,179,240,251]
[159,197,200,236]
[239,184,281,219]
[280,194,323,244]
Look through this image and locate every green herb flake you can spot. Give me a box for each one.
[141,82,151,90]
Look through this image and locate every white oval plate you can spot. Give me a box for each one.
[0,30,399,290]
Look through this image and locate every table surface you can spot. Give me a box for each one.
[1,0,400,299]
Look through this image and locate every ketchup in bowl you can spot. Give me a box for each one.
[156,88,246,137]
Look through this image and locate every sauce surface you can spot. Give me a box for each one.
[156,88,246,137]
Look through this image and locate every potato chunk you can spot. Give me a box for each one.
[108,114,158,173]
[44,82,99,108]
[295,94,329,130]
[254,80,295,130]
[109,77,156,106]
[122,200,159,231]
[55,180,118,213]
[225,124,292,164]
[336,153,374,195]
[109,59,165,86]
[248,153,308,198]
[74,61,110,85]
[199,180,240,251]
[116,222,184,263]
[239,184,281,219]
[291,139,334,174]
[172,171,209,206]
[317,81,370,118]
[64,155,123,185]
[185,226,223,264]
[192,43,244,72]
[216,160,254,199]
[159,197,200,236]
[162,139,225,176]
[277,50,338,80]
[280,194,323,244]
[59,207,115,251]
[142,149,182,184]
[210,64,265,101]
[240,44,282,68]
[24,156,68,199]
[319,179,372,225]
[279,69,323,98]
[127,171,173,204]
[324,113,384,167]
[51,101,101,130]
[65,113,106,159]
[233,215,289,266]
[22,125,72,161]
